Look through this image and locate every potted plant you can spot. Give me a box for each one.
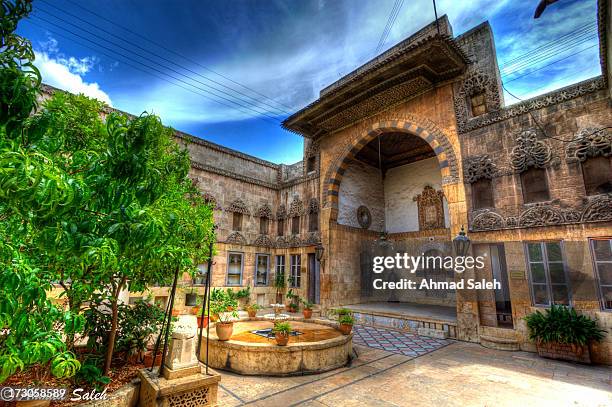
[244,303,262,319]
[273,321,292,346]
[211,290,238,341]
[524,304,606,363]
[191,295,203,315]
[286,289,299,313]
[338,314,354,335]
[302,299,313,319]
[274,270,286,304]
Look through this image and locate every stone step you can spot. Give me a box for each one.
[480,334,520,351]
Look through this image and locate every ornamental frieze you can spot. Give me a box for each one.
[275,236,288,248]
[304,232,321,245]
[510,130,553,172]
[469,194,612,232]
[226,198,250,215]
[253,234,273,248]
[256,203,274,219]
[565,127,612,163]
[463,155,497,183]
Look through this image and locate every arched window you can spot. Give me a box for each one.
[232,212,243,231]
[309,212,318,232]
[291,216,300,235]
[277,219,284,236]
[259,217,269,235]
[582,156,612,195]
[521,167,549,203]
[471,178,494,209]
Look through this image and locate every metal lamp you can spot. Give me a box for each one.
[315,244,325,261]
[453,225,471,257]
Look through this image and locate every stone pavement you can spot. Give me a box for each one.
[352,324,450,357]
[216,327,612,407]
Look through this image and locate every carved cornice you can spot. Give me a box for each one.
[565,127,612,163]
[510,130,553,172]
[457,77,606,133]
[463,155,498,183]
[226,198,250,215]
[469,195,612,232]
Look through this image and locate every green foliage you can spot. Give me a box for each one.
[524,305,606,346]
[272,321,292,334]
[273,269,286,290]
[301,299,313,310]
[209,289,238,323]
[339,314,355,325]
[244,303,262,312]
[75,357,110,389]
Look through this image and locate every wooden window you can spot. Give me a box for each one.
[471,178,494,209]
[277,219,284,236]
[226,252,243,286]
[582,156,612,195]
[291,216,300,235]
[521,167,549,203]
[590,238,612,310]
[290,254,301,288]
[309,212,318,232]
[255,254,269,286]
[259,217,268,235]
[526,242,571,306]
[306,156,316,173]
[232,212,243,231]
[470,92,487,117]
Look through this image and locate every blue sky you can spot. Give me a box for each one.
[18,0,600,164]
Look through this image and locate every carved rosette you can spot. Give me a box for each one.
[454,69,501,130]
[510,130,553,172]
[253,234,273,248]
[256,203,273,219]
[565,127,612,162]
[413,186,445,230]
[288,198,304,217]
[226,198,250,215]
[463,155,497,183]
[226,231,247,245]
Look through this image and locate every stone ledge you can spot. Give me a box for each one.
[480,334,520,351]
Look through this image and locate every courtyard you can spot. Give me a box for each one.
[216,326,612,406]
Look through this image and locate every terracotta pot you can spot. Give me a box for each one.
[210,314,219,322]
[171,308,181,317]
[275,332,289,346]
[192,306,201,315]
[144,350,162,367]
[216,322,233,341]
[247,310,257,318]
[303,309,312,319]
[197,316,209,329]
[288,304,298,313]
[339,323,353,335]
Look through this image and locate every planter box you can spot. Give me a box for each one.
[536,342,591,364]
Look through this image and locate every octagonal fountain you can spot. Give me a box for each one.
[199,316,353,376]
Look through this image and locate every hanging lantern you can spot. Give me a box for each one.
[453,225,471,257]
[315,244,325,261]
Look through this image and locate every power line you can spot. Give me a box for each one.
[376,0,400,53]
[503,44,598,83]
[55,0,294,113]
[35,6,287,120]
[31,12,283,123]
[499,21,596,67]
[26,16,282,126]
[376,0,404,54]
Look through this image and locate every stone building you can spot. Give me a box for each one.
[44,1,612,364]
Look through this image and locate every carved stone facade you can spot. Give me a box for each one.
[454,69,502,131]
[413,186,445,230]
[509,129,553,172]
[463,155,497,183]
[565,127,612,162]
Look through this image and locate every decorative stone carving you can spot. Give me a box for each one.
[510,130,553,172]
[471,210,504,231]
[226,231,247,245]
[201,192,222,210]
[413,186,445,230]
[276,204,287,220]
[226,198,250,215]
[275,236,288,248]
[256,203,273,219]
[581,194,612,222]
[304,232,321,245]
[519,205,563,227]
[454,69,501,130]
[288,198,304,217]
[287,235,302,247]
[565,127,612,162]
[463,155,497,183]
[457,77,605,133]
[305,140,319,158]
[356,206,372,229]
[253,234,273,248]
[308,198,319,214]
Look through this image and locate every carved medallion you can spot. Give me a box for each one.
[565,127,612,162]
[356,206,372,229]
[413,186,445,230]
[463,155,497,183]
[510,130,552,172]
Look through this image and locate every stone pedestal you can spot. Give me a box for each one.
[138,327,221,406]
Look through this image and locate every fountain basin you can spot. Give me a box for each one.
[200,319,352,376]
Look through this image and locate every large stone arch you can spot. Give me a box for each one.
[323,117,460,215]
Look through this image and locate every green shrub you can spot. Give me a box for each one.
[524,304,606,346]
[339,314,354,325]
[273,321,292,335]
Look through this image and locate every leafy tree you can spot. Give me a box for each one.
[0,0,215,380]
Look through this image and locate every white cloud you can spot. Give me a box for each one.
[34,50,112,106]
